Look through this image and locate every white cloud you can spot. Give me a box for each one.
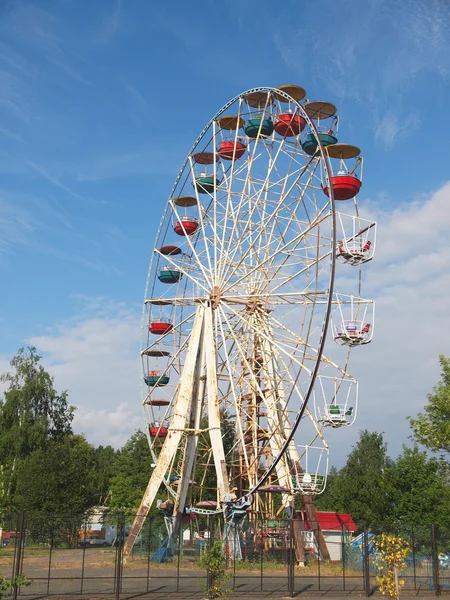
[27,299,142,449]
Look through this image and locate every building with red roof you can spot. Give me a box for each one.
[304,511,357,532]
[297,511,357,561]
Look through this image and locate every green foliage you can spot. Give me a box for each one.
[0,574,31,599]
[315,430,393,528]
[314,466,343,511]
[93,445,117,504]
[198,539,230,599]
[409,355,450,460]
[385,445,450,528]
[0,347,75,449]
[109,430,152,510]
[0,347,75,510]
[14,434,98,514]
[316,431,450,529]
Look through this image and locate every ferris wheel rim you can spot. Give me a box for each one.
[141,85,338,504]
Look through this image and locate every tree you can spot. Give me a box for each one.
[109,430,153,510]
[314,465,344,511]
[315,430,392,529]
[14,434,97,514]
[385,445,450,527]
[0,347,75,509]
[92,445,117,505]
[409,355,450,460]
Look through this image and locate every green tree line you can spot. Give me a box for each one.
[0,347,449,529]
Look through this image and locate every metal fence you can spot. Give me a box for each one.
[1,510,449,598]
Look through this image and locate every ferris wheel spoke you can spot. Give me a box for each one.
[220,205,331,295]
[186,157,215,282]
[219,168,326,292]
[218,304,309,498]
[214,102,280,283]
[154,248,211,295]
[221,300,319,377]
[216,143,265,279]
[216,130,292,285]
[217,305,280,487]
[269,241,331,295]
[215,310,254,485]
[265,310,356,384]
[258,323,303,471]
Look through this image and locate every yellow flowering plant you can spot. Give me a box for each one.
[374,534,410,599]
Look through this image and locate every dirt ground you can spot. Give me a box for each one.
[0,547,445,599]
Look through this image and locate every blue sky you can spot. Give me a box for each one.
[1,0,450,463]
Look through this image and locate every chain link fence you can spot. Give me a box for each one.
[0,510,448,597]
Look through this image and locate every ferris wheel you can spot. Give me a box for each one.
[123,85,376,557]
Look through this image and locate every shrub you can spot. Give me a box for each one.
[374,534,410,599]
[198,540,231,599]
[0,574,31,599]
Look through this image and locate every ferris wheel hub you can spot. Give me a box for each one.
[210,285,222,310]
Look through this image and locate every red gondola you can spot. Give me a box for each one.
[149,425,168,438]
[323,174,362,201]
[174,218,198,236]
[148,321,173,335]
[217,140,246,160]
[274,113,306,137]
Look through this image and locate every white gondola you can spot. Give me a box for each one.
[332,293,375,346]
[313,374,358,428]
[292,444,329,495]
[336,212,376,265]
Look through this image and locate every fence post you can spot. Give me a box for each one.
[288,519,295,597]
[205,515,212,594]
[146,515,151,592]
[12,511,25,600]
[431,524,441,597]
[80,515,87,594]
[316,522,321,591]
[411,528,416,591]
[233,521,237,591]
[342,524,346,591]
[176,522,182,592]
[115,512,124,600]
[363,525,370,596]
[46,519,54,596]
[260,520,264,592]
